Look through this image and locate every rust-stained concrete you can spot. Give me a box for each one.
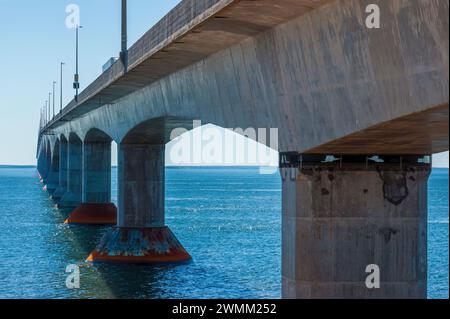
[87,227,191,264]
[64,138,115,225]
[64,203,117,225]
[281,161,431,298]
[85,143,189,262]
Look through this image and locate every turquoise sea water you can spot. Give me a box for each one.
[0,166,447,299]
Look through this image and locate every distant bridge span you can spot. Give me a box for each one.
[37,0,448,299]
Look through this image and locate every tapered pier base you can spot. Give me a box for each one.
[57,191,81,209]
[64,203,117,225]
[86,227,191,264]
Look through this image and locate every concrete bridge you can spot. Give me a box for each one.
[36,0,448,298]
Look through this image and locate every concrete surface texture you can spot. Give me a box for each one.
[52,136,68,201]
[36,0,449,299]
[39,0,448,154]
[57,134,82,209]
[281,160,430,298]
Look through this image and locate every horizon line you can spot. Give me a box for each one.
[0,164,448,169]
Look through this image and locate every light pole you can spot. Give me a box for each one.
[48,92,52,120]
[121,0,128,72]
[45,100,49,124]
[74,25,82,102]
[60,62,65,113]
[52,81,56,118]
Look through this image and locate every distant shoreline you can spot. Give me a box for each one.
[0,165,36,168]
[0,165,448,170]
[0,165,278,169]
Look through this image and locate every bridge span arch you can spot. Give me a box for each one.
[57,128,118,225]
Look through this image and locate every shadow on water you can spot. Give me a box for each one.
[37,186,179,299]
[89,260,170,299]
[51,206,178,299]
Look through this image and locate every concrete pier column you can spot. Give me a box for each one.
[45,142,60,194]
[118,144,165,228]
[83,142,112,204]
[58,134,82,209]
[43,145,51,185]
[65,140,116,225]
[37,155,43,181]
[37,148,47,183]
[40,142,52,185]
[87,144,190,263]
[52,137,68,201]
[280,154,431,299]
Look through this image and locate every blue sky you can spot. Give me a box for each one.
[0,0,180,165]
[0,1,448,167]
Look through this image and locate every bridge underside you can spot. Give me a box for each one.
[53,0,331,121]
[305,103,449,155]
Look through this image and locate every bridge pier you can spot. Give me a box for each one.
[87,144,191,263]
[43,146,51,185]
[281,154,431,299]
[65,140,116,225]
[41,143,52,185]
[37,148,47,184]
[52,138,68,201]
[58,135,82,209]
[45,144,60,194]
